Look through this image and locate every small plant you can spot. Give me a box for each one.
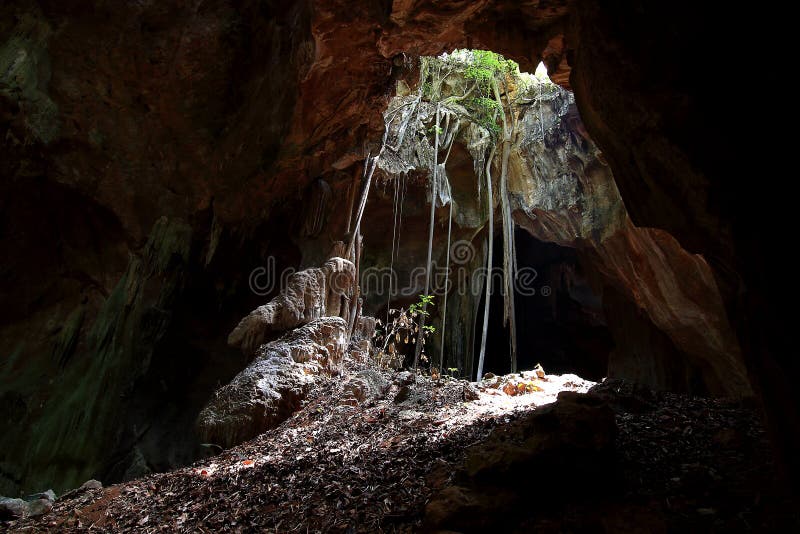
[427,125,444,136]
[373,295,435,369]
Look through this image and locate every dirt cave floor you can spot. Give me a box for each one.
[5,355,798,533]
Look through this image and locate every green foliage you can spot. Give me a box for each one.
[463,50,507,92]
[422,81,434,100]
[466,96,502,133]
[419,49,518,135]
[427,124,444,135]
[409,294,435,316]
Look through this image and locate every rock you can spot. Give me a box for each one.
[532,364,545,379]
[25,489,56,502]
[0,489,57,520]
[349,316,377,363]
[79,479,103,491]
[24,497,53,518]
[588,379,656,414]
[197,317,348,447]
[463,391,617,481]
[393,385,411,404]
[0,497,26,521]
[228,258,356,355]
[393,371,416,386]
[462,383,480,401]
[353,315,377,342]
[122,447,152,481]
[342,369,389,404]
[398,410,426,421]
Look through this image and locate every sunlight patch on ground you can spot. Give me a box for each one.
[422,371,597,439]
[191,368,597,479]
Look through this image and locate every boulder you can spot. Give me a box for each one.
[341,369,389,405]
[0,497,26,521]
[197,317,348,447]
[24,497,53,518]
[0,488,56,521]
[79,479,103,491]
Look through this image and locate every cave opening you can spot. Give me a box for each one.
[474,228,612,380]
[367,48,618,386]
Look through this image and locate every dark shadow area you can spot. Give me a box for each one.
[475,228,612,379]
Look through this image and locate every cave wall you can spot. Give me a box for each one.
[0,0,311,494]
[565,0,797,488]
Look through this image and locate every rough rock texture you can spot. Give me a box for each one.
[0,497,27,521]
[197,317,348,448]
[510,87,747,395]
[509,86,746,395]
[0,488,55,521]
[228,257,356,355]
[341,369,390,405]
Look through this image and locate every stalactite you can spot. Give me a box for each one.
[301,178,332,238]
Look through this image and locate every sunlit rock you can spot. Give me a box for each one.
[198,317,348,448]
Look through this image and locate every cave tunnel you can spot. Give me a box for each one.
[474,228,612,380]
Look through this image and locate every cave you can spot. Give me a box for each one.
[475,228,611,381]
[1,1,797,531]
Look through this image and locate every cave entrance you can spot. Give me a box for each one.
[366,49,618,382]
[474,228,612,380]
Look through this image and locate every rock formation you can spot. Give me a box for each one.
[424,391,618,531]
[197,317,348,448]
[228,257,356,355]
